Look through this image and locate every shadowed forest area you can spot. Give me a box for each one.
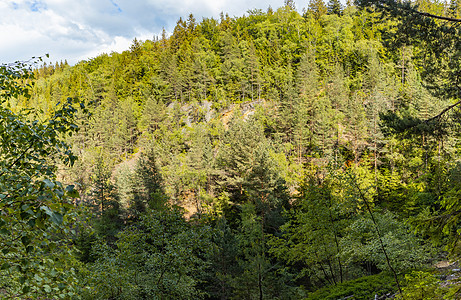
[3,0,461,298]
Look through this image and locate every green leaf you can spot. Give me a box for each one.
[27,218,36,227]
[40,206,63,224]
[22,285,30,294]
[41,205,53,217]
[43,178,55,188]
[1,263,10,270]
[21,235,30,246]
[66,185,79,198]
[51,212,63,225]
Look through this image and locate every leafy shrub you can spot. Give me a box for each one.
[306,272,398,300]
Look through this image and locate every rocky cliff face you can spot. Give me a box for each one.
[150,99,269,218]
[172,99,266,128]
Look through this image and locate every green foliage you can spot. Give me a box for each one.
[81,207,213,299]
[131,147,166,214]
[270,176,348,286]
[88,155,124,240]
[340,212,432,273]
[308,0,328,19]
[327,0,343,15]
[216,118,266,202]
[231,204,301,299]
[306,272,398,300]
[12,1,461,297]
[0,58,38,100]
[0,59,84,297]
[200,218,240,299]
[396,271,446,300]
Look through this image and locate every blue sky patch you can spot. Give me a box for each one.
[28,0,47,12]
[2,0,288,65]
[110,0,122,13]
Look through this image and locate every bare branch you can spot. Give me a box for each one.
[417,11,461,23]
[424,99,461,124]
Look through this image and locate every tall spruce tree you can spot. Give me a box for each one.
[131,147,166,215]
[89,155,123,239]
[294,50,320,162]
[308,0,328,19]
[327,0,343,15]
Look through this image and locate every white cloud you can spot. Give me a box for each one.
[1,0,288,65]
[78,35,133,62]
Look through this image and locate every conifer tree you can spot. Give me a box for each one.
[232,204,298,300]
[294,50,319,161]
[241,41,262,101]
[217,118,265,203]
[308,0,328,19]
[449,0,461,17]
[327,0,343,15]
[220,31,245,101]
[363,53,389,186]
[139,96,167,136]
[131,147,166,215]
[284,0,296,10]
[186,124,215,216]
[326,64,348,159]
[276,64,297,146]
[89,155,123,239]
[270,177,348,286]
[191,37,217,101]
[201,218,240,299]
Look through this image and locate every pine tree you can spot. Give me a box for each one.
[201,218,240,299]
[220,31,245,101]
[294,50,320,162]
[241,41,262,101]
[191,37,216,101]
[449,0,461,18]
[275,64,297,146]
[362,53,396,187]
[284,0,296,10]
[308,0,328,19]
[139,96,167,136]
[171,17,188,51]
[270,177,347,286]
[186,124,215,216]
[326,64,348,160]
[232,204,298,299]
[243,142,290,231]
[131,147,166,215]
[89,155,123,239]
[216,117,265,204]
[327,0,343,15]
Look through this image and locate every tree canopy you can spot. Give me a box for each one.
[4,1,461,298]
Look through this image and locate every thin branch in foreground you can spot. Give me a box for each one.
[416,11,461,23]
[347,172,403,295]
[424,100,461,124]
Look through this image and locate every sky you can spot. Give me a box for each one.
[0,0,293,65]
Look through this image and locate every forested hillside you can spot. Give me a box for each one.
[3,0,461,298]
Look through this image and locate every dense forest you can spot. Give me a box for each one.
[2,0,461,298]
